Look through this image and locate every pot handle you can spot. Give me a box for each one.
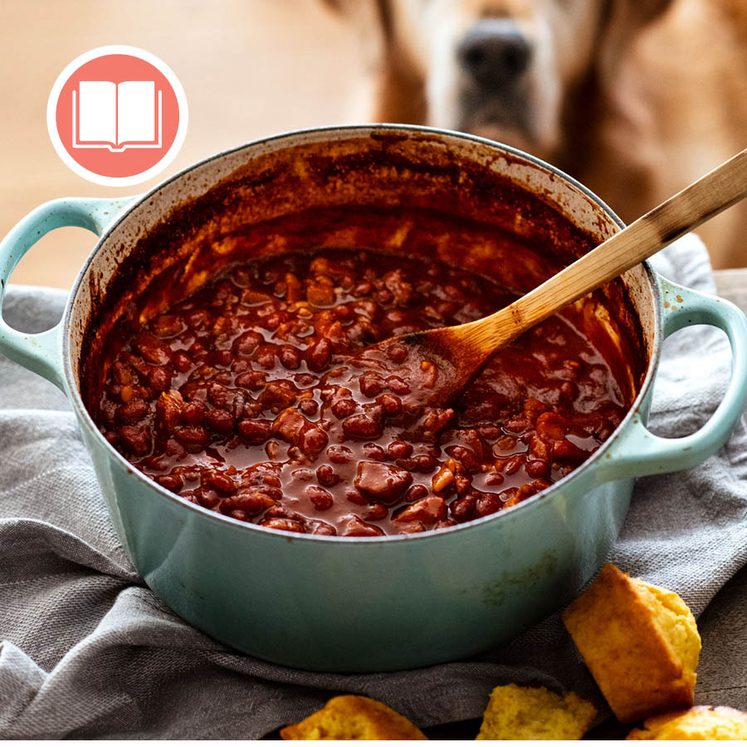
[0,196,136,390]
[599,277,747,481]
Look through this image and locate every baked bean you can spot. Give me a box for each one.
[307,284,336,308]
[298,398,319,416]
[364,503,388,521]
[279,346,301,370]
[156,474,183,491]
[495,434,517,452]
[385,375,411,395]
[362,442,387,462]
[411,454,437,473]
[454,474,472,495]
[229,490,276,516]
[345,487,368,506]
[449,494,477,522]
[527,433,550,462]
[376,393,403,416]
[146,367,172,392]
[551,439,589,462]
[323,449,351,470]
[196,489,220,509]
[503,455,525,476]
[238,419,272,444]
[118,425,152,455]
[399,521,427,534]
[235,370,266,391]
[476,493,502,518]
[386,344,408,364]
[479,425,501,441]
[305,485,334,511]
[316,464,339,487]
[560,381,578,401]
[341,411,383,440]
[135,335,171,366]
[205,471,237,494]
[307,338,332,371]
[94,249,627,536]
[174,426,210,447]
[260,517,306,533]
[331,397,357,419]
[182,401,207,425]
[526,459,550,479]
[403,483,429,503]
[335,305,352,322]
[447,445,481,472]
[117,400,149,424]
[300,427,328,457]
[272,409,309,443]
[386,440,413,460]
[536,411,566,440]
[359,372,383,398]
[207,409,234,434]
[308,520,337,536]
[504,416,531,433]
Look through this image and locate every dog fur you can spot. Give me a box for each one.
[324,0,747,267]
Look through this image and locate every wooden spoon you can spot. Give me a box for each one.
[361,149,747,408]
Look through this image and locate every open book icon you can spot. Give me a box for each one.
[72,80,162,152]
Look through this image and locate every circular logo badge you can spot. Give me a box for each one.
[47,45,188,187]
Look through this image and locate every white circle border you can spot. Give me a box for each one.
[46,45,189,188]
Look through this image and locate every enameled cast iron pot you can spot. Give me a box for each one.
[1,126,746,673]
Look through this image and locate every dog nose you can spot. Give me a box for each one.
[458,20,531,88]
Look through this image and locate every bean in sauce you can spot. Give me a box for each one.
[94,250,626,536]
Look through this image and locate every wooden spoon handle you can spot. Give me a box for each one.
[466,148,747,351]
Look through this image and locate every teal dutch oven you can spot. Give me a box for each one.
[1,126,746,672]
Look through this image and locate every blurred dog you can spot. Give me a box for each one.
[324,0,747,267]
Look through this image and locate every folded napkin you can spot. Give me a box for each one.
[1,235,745,738]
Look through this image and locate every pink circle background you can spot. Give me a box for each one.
[54,54,180,179]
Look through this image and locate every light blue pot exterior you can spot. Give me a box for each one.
[1,126,746,672]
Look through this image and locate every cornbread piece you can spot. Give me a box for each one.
[627,706,747,740]
[280,695,426,740]
[562,563,701,723]
[476,684,597,740]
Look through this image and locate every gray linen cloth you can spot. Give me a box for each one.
[1,235,745,738]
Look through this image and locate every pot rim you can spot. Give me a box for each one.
[61,123,662,545]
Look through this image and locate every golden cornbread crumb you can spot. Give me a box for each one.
[476,684,597,740]
[562,563,701,723]
[627,706,747,740]
[280,695,426,740]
